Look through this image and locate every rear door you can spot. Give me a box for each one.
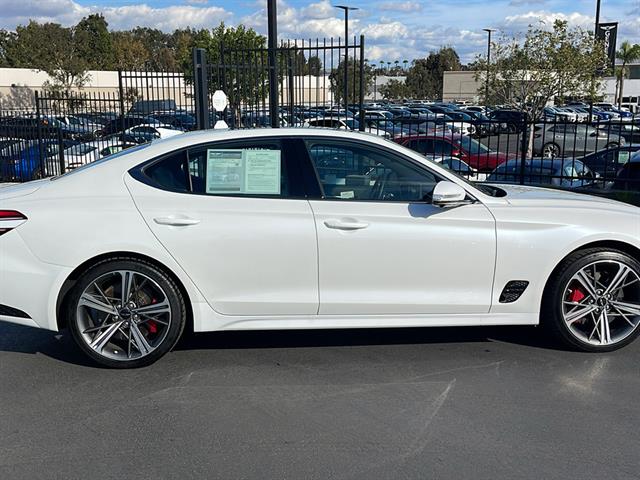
[126,137,319,316]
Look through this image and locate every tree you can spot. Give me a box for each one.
[405,47,461,99]
[307,56,322,76]
[112,31,149,70]
[474,20,608,155]
[379,78,408,100]
[329,58,374,105]
[615,41,640,108]
[9,21,90,92]
[476,20,607,119]
[75,14,114,70]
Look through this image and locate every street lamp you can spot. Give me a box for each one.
[335,5,359,108]
[482,28,496,107]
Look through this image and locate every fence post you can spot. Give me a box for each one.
[57,126,65,177]
[519,112,528,185]
[267,0,279,128]
[287,52,295,125]
[117,70,126,136]
[34,91,46,179]
[192,48,210,130]
[358,35,365,132]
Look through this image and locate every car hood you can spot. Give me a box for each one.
[493,183,638,211]
[0,179,48,200]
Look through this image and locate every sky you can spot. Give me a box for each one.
[0,0,638,63]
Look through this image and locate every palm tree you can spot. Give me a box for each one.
[386,61,391,73]
[615,41,640,108]
[403,59,408,71]
[394,60,400,75]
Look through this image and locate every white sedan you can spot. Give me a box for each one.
[1,129,639,368]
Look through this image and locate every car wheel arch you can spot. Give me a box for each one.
[540,239,640,310]
[55,251,194,334]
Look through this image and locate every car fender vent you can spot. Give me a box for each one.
[0,304,31,319]
[499,281,529,303]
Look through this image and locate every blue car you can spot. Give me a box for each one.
[2,139,78,181]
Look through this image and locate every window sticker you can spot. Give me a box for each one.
[205,149,281,195]
[244,150,281,194]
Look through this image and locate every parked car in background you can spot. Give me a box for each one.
[487,158,598,189]
[55,115,102,136]
[613,152,640,192]
[150,113,197,131]
[123,124,183,143]
[128,99,178,115]
[97,116,164,136]
[305,117,391,138]
[488,110,528,133]
[577,144,640,180]
[598,121,640,144]
[543,106,577,123]
[594,103,633,121]
[436,156,487,182]
[396,134,510,171]
[533,123,625,158]
[63,139,138,170]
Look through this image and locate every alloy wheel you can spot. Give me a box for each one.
[562,260,640,346]
[75,270,172,361]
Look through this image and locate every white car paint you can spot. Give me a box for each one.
[1,129,639,338]
[125,124,183,139]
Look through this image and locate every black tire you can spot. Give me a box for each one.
[542,248,640,352]
[66,257,186,368]
[542,142,560,158]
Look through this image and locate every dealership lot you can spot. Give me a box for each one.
[1,323,638,480]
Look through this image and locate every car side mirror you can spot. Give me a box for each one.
[432,181,469,208]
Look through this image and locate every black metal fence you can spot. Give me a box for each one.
[0,41,638,205]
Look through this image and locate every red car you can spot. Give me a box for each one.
[395,134,511,172]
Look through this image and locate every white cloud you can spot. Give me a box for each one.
[502,10,593,31]
[0,0,232,31]
[378,2,422,13]
[361,22,409,41]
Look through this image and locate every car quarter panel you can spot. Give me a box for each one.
[1,169,209,331]
[487,196,640,316]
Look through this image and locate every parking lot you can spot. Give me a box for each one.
[1,322,638,479]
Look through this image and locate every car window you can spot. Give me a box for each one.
[306,141,439,202]
[144,141,288,197]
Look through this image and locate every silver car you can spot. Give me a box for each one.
[533,123,625,158]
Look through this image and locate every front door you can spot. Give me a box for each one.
[304,139,496,315]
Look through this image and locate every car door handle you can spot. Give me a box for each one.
[153,216,201,226]
[324,219,369,230]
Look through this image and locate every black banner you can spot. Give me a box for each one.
[596,22,618,73]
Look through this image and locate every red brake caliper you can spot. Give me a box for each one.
[569,287,586,303]
[147,298,158,334]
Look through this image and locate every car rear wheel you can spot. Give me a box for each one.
[67,258,186,368]
[542,142,560,158]
[543,248,640,352]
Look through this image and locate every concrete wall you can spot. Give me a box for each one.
[442,69,640,110]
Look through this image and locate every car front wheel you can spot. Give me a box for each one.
[67,258,186,368]
[544,248,640,352]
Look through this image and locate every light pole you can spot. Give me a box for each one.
[482,28,496,106]
[589,0,601,121]
[335,5,358,109]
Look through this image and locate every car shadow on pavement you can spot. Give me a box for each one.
[0,322,561,368]
[174,325,559,352]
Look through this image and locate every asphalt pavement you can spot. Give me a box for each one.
[0,323,638,480]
